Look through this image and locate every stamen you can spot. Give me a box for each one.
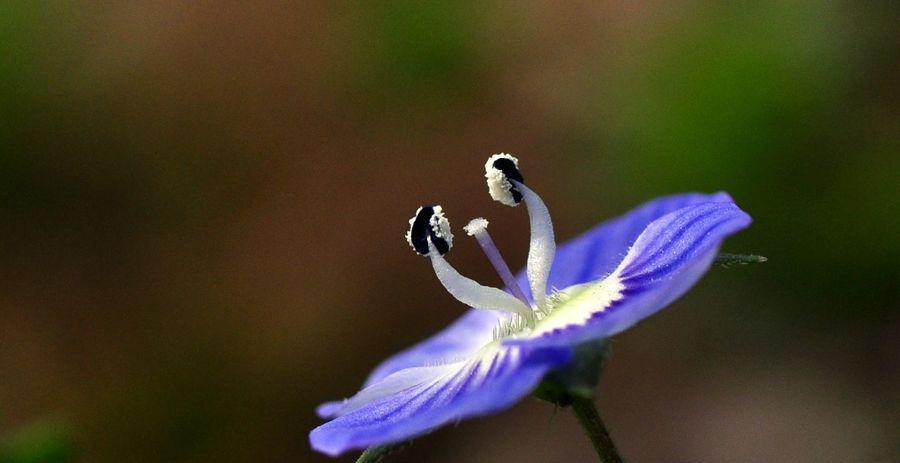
[406,206,531,319]
[483,154,557,310]
[511,180,556,310]
[463,218,532,311]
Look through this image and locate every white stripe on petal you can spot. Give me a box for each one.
[327,362,462,417]
[523,275,625,338]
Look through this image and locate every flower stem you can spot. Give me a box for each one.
[355,442,408,463]
[570,395,624,463]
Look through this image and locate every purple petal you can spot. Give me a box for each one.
[362,310,503,387]
[316,309,507,419]
[316,401,344,418]
[520,192,735,299]
[510,200,751,348]
[309,344,571,456]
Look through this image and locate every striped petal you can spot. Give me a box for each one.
[309,343,571,456]
[364,310,502,386]
[511,200,751,347]
[317,309,504,419]
[528,192,735,297]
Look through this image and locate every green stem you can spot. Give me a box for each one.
[570,395,624,463]
[356,442,407,463]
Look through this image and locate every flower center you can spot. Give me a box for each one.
[404,154,558,334]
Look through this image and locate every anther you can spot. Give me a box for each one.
[406,205,453,256]
[485,153,524,207]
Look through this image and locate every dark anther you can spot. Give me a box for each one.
[492,157,524,204]
[410,206,450,255]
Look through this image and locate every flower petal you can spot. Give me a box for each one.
[317,310,509,419]
[531,192,735,296]
[317,362,464,418]
[511,200,751,347]
[309,344,571,456]
[316,298,508,424]
[361,310,503,386]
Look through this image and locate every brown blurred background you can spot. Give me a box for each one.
[1,2,897,462]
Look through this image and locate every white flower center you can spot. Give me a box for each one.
[407,155,580,335]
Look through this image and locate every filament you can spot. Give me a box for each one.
[429,243,532,319]
[511,180,556,310]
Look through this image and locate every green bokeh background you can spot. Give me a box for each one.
[1,2,897,462]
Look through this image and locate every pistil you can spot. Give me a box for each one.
[464,218,533,314]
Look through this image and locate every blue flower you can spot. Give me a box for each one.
[310,155,752,456]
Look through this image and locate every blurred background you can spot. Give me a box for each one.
[1,2,897,462]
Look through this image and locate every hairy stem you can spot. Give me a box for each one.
[570,396,624,463]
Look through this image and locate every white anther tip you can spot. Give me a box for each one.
[463,217,489,236]
[485,153,524,207]
[430,206,454,246]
